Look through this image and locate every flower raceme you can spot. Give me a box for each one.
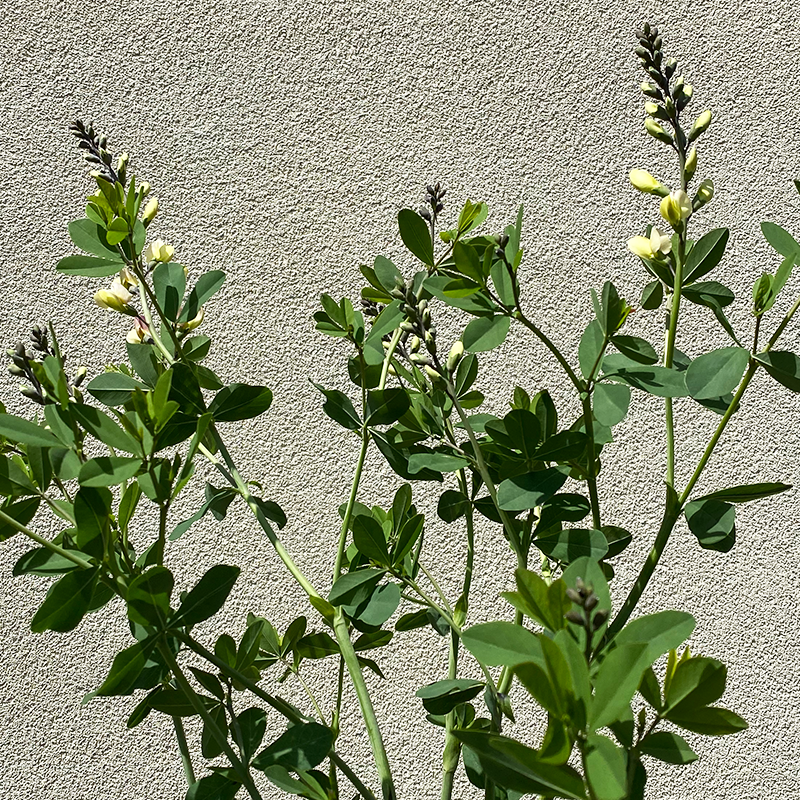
[627,226,672,260]
[94,277,135,315]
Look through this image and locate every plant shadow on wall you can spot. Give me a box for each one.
[1,22,799,800]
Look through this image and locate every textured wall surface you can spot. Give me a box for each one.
[1,0,800,798]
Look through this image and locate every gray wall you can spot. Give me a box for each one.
[1,0,799,797]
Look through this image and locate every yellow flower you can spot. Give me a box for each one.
[94,278,134,314]
[649,227,672,255]
[694,178,714,207]
[180,306,204,331]
[126,318,150,344]
[627,227,672,260]
[118,267,139,288]
[659,189,692,228]
[688,110,712,141]
[628,236,655,259]
[144,239,175,264]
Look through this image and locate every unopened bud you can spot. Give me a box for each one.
[592,609,610,630]
[565,610,584,626]
[73,366,88,387]
[684,146,697,181]
[424,330,437,354]
[584,595,599,612]
[640,82,660,99]
[693,178,714,210]
[424,364,443,383]
[446,341,464,371]
[409,335,421,354]
[139,181,151,197]
[566,587,582,604]
[645,118,673,145]
[7,363,25,376]
[688,110,712,142]
[20,386,40,400]
[142,197,159,225]
[628,169,667,196]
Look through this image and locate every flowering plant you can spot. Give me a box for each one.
[2,24,799,800]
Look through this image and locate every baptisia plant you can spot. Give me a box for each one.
[2,23,799,800]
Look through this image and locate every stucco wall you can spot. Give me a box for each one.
[1,0,799,798]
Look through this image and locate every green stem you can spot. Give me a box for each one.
[332,609,396,800]
[440,624,461,800]
[581,393,602,530]
[334,432,370,578]
[663,232,686,487]
[0,509,93,569]
[158,641,262,800]
[172,717,196,786]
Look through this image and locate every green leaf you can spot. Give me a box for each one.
[755,351,800,392]
[685,347,749,400]
[68,219,124,257]
[365,388,410,426]
[485,409,541,457]
[437,490,470,523]
[311,384,361,430]
[536,528,608,564]
[416,679,484,715]
[683,228,730,283]
[366,299,404,341]
[127,566,174,627]
[407,451,469,474]
[610,335,658,365]
[0,414,61,448]
[398,208,434,266]
[761,221,800,261]
[666,705,747,736]
[696,482,791,503]
[0,497,40,540]
[579,320,605,380]
[453,731,587,799]
[461,621,544,668]
[664,656,727,714]
[462,315,511,352]
[186,774,240,800]
[500,569,569,632]
[71,405,141,454]
[209,384,273,422]
[87,372,148,406]
[612,611,695,664]
[639,731,697,764]
[96,639,155,696]
[329,568,384,607]
[153,262,187,321]
[640,280,663,310]
[79,456,142,487]
[684,498,736,551]
[168,363,206,416]
[127,343,162,387]
[352,515,390,564]
[171,565,240,627]
[683,280,735,310]
[252,722,333,773]
[593,383,630,427]
[180,270,226,322]
[30,567,100,633]
[584,735,627,800]
[0,458,37,498]
[497,468,568,512]
[392,513,424,564]
[236,707,268,762]
[13,545,83,576]
[602,357,688,397]
[533,432,588,463]
[57,255,126,277]
[74,487,111,560]
[590,643,652,729]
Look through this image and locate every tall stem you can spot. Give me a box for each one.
[157,641,262,800]
[172,717,196,786]
[0,509,93,569]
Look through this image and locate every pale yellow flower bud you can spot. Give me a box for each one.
[446,341,464,372]
[659,189,692,228]
[684,146,698,181]
[693,178,715,209]
[688,110,712,142]
[424,364,443,383]
[142,197,159,225]
[629,169,667,196]
[143,239,175,264]
[118,267,139,289]
[644,101,660,116]
[139,181,151,197]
